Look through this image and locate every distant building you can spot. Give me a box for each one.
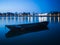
[48,11,60,16]
[38,13,48,16]
[22,12,31,16]
[0,13,2,17]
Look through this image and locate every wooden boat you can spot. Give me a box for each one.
[5,21,48,31]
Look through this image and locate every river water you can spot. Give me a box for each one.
[0,16,60,45]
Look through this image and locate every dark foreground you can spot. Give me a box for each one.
[0,22,59,45]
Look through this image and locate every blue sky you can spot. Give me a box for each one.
[0,0,60,13]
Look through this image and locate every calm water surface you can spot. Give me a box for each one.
[0,17,60,45]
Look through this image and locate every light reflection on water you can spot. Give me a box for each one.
[0,17,47,25]
[0,16,60,25]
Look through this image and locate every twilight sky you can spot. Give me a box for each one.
[0,0,60,13]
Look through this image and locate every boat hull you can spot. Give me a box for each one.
[5,21,48,31]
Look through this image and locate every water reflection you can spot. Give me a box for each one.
[48,16,60,23]
[6,25,48,38]
[39,17,47,22]
[0,16,60,45]
[0,16,60,25]
[58,17,60,22]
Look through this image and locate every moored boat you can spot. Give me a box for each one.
[5,21,48,31]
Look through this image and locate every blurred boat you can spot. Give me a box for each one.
[5,21,48,31]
